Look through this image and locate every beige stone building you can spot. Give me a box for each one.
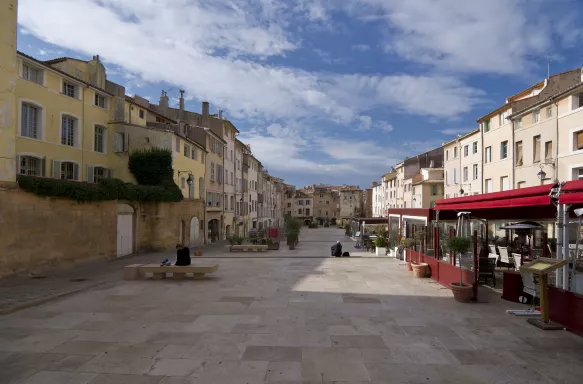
[385,169,398,209]
[410,168,444,208]
[293,190,313,220]
[340,186,363,218]
[443,129,482,198]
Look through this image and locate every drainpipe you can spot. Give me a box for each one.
[562,203,571,290]
[511,116,515,189]
[480,124,484,193]
[556,203,563,287]
[553,97,559,182]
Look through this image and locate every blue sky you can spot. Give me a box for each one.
[16,0,583,188]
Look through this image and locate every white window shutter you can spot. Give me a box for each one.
[112,132,119,152]
[73,163,79,180]
[41,157,46,177]
[52,160,61,179]
[86,165,94,182]
[123,133,129,152]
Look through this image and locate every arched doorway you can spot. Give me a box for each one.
[117,203,134,257]
[189,217,200,245]
[208,219,220,243]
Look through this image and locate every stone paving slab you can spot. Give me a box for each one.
[1,228,583,383]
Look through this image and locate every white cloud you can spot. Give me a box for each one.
[345,0,582,75]
[18,0,483,126]
[439,128,473,135]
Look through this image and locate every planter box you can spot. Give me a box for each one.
[375,247,386,256]
[267,242,280,250]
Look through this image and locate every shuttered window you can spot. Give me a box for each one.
[533,136,541,162]
[577,131,583,150]
[21,103,40,139]
[515,141,523,166]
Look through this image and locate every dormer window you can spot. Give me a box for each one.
[22,63,43,85]
[62,81,77,98]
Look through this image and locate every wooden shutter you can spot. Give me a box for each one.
[577,132,583,150]
[73,163,79,181]
[52,160,61,179]
[86,165,94,182]
[112,132,119,152]
[123,133,130,152]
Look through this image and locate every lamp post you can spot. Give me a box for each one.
[537,163,555,184]
[177,171,194,198]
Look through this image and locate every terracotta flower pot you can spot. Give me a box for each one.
[412,262,428,278]
[406,261,413,271]
[450,282,474,303]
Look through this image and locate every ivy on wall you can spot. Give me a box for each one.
[18,148,183,203]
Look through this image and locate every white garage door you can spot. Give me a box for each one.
[117,214,133,257]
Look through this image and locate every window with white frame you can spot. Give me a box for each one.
[514,118,523,130]
[500,176,509,191]
[21,103,41,139]
[546,106,553,118]
[184,144,190,158]
[572,167,583,180]
[463,166,468,182]
[94,125,106,153]
[485,146,492,163]
[453,168,458,184]
[483,119,490,132]
[94,93,107,108]
[62,81,77,98]
[210,161,215,181]
[453,147,458,158]
[545,141,553,160]
[574,131,583,151]
[533,109,540,123]
[500,141,508,159]
[19,155,43,176]
[92,166,110,183]
[572,93,583,110]
[61,116,77,147]
[472,141,478,154]
[473,164,478,180]
[464,145,469,157]
[22,63,43,85]
[485,178,493,193]
[445,150,449,161]
[59,161,79,181]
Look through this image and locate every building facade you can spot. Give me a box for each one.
[443,129,481,198]
[222,120,237,239]
[339,186,363,218]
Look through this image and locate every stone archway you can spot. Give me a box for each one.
[189,217,200,245]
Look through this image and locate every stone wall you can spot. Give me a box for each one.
[0,187,205,276]
[0,188,117,276]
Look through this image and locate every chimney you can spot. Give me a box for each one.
[218,109,223,120]
[178,90,185,121]
[202,101,210,121]
[159,90,169,115]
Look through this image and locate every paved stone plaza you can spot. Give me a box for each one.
[1,228,582,383]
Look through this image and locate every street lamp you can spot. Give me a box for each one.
[537,163,555,181]
[177,171,194,186]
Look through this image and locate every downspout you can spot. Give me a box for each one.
[555,182,564,287]
[562,203,570,290]
[480,123,484,193]
[553,97,559,182]
[511,115,515,189]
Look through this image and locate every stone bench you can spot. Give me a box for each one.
[230,245,268,252]
[124,264,219,280]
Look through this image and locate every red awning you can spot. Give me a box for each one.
[433,183,556,211]
[559,192,583,204]
[558,180,583,205]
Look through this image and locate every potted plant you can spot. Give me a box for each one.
[412,261,428,278]
[374,236,388,256]
[266,237,280,250]
[448,236,474,302]
[388,231,399,257]
[287,231,299,249]
[344,223,351,236]
[405,238,415,270]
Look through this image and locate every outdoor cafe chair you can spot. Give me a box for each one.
[498,246,514,269]
[519,269,540,304]
[512,253,522,271]
[489,245,498,255]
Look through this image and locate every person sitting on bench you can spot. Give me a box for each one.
[332,241,343,257]
[175,244,191,266]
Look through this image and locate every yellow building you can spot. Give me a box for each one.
[0,0,18,183]
[14,52,119,183]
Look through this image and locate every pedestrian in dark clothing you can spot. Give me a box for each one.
[332,241,343,257]
[175,244,191,266]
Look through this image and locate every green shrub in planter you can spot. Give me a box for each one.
[374,236,389,248]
